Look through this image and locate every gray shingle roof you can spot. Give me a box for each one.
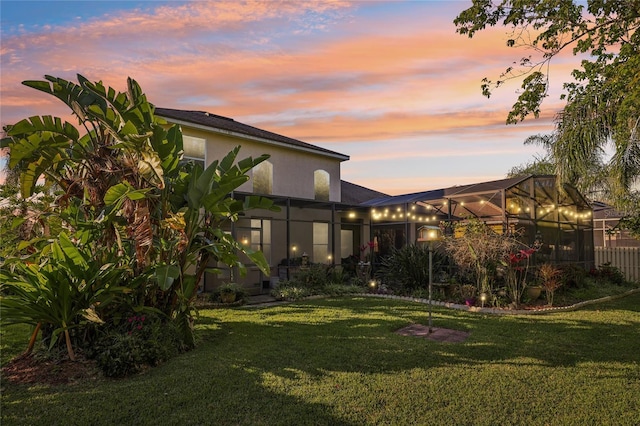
[361,175,535,207]
[155,107,349,161]
[340,181,388,205]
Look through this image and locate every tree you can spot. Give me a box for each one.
[456,0,639,234]
[1,75,279,353]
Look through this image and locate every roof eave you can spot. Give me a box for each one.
[158,115,350,162]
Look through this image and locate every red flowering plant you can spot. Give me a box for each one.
[359,240,375,263]
[126,314,147,336]
[503,247,537,309]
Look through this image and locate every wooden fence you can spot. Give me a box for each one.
[594,247,640,282]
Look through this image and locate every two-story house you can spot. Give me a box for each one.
[157,108,597,294]
[156,108,385,294]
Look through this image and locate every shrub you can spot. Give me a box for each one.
[327,265,349,285]
[377,244,445,294]
[270,282,312,301]
[538,263,563,306]
[290,264,331,291]
[89,313,184,378]
[322,283,364,296]
[557,263,588,289]
[589,262,628,286]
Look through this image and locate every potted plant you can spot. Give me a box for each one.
[218,282,243,304]
[526,284,543,301]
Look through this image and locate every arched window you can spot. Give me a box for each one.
[314,169,330,201]
[253,160,273,194]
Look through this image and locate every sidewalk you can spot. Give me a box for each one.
[245,294,284,307]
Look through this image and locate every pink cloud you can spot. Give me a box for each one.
[1,1,585,194]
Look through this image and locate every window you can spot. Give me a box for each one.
[253,160,273,194]
[237,219,271,264]
[182,135,206,168]
[314,169,330,201]
[313,222,329,263]
[253,219,271,264]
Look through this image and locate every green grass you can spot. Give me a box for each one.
[2,294,640,425]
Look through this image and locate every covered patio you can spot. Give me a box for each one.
[360,175,595,267]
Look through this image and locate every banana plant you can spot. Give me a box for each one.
[110,147,279,346]
[1,74,183,271]
[2,74,280,350]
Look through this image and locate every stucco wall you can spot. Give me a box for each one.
[181,126,343,202]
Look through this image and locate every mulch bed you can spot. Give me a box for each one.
[1,353,102,386]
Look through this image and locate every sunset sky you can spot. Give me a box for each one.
[0,1,581,195]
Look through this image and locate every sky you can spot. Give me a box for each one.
[0,0,581,195]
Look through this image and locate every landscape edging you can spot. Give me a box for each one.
[354,287,640,315]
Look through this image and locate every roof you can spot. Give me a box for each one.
[591,201,624,219]
[155,107,349,161]
[340,181,388,205]
[361,175,533,207]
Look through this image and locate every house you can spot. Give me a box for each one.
[155,108,384,294]
[592,201,640,247]
[156,108,596,293]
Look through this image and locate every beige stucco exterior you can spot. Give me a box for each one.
[177,122,344,202]
[162,116,363,295]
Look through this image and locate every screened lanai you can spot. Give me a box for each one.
[360,175,595,267]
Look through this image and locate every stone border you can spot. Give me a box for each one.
[354,287,640,315]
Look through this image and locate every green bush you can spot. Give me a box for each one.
[557,263,589,288]
[89,313,183,378]
[270,283,312,301]
[291,264,331,291]
[589,262,628,286]
[327,265,350,285]
[377,244,445,294]
[322,283,364,296]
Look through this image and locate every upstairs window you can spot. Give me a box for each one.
[253,160,273,195]
[182,135,205,168]
[314,169,330,201]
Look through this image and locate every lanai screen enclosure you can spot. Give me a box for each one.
[362,175,594,268]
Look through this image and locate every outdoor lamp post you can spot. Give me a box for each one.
[423,225,442,333]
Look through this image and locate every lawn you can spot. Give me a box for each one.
[2,294,640,425]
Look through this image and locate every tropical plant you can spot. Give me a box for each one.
[537,263,563,306]
[1,74,279,353]
[377,244,443,294]
[0,232,130,360]
[0,171,60,259]
[502,247,536,309]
